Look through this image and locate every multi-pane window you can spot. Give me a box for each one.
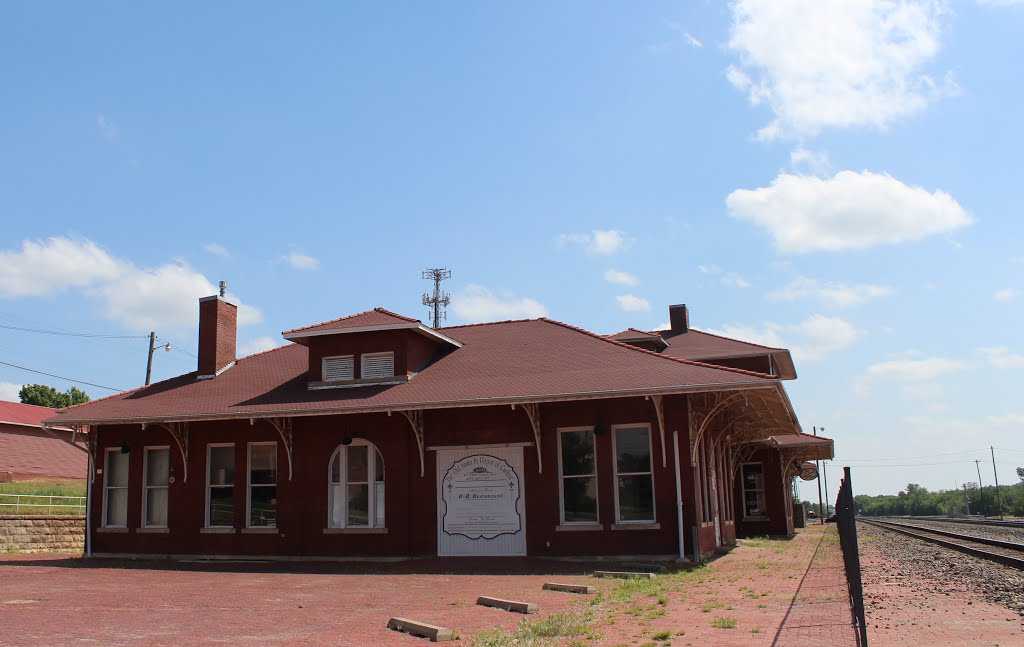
[248,443,277,528]
[558,429,598,524]
[613,426,655,522]
[329,441,385,528]
[142,447,170,527]
[361,352,395,379]
[103,448,129,527]
[206,445,235,527]
[742,463,767,518]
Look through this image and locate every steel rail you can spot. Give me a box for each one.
[861,519,1024,570]
[888,516,1024,530]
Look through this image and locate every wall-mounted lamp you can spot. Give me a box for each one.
[341,435,353,446]
[594,418,607,436]
[120,442,130,455]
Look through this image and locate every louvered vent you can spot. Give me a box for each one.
[361,352,395,379]
[323,355,354,381]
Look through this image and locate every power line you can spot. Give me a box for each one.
[839,448,992,461]
[0,359,125,392]
[156,336,197,359]
[0,323,146,339]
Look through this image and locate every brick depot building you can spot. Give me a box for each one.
[46,295,832,560]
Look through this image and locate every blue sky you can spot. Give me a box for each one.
[1,2,1022,496]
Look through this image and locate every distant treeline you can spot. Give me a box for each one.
[848,471,1024,518]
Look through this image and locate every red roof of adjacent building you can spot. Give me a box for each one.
[282,308,419,335]
[0,401,86,480]
[46,316,783,426]
[654,329,797,380]
[608,328,665,342]
[0,400,67,429]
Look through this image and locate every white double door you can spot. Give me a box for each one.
[436,447,526,556]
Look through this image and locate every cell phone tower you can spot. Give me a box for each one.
[421,268,451,328]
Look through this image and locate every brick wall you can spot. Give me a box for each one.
[0,516,84,553]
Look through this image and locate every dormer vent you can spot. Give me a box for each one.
[362,352,395,379]
[323,356,355,381]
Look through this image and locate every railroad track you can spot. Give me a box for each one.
[892,516,1024,530]
[860,519,1024,570]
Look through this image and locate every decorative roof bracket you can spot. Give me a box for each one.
[517,403,542,473]
[149,422,190,483]
[399,410,426,477]
[256,417,295,481]
[648,395,668,468]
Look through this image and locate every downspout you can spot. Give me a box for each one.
[673,430,685,562]
[85,449,93,558]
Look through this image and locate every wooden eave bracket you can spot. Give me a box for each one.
[648,395,668,468]
[148,422,190,483]
[513,403,543,473]
[256,417,295,481]
[399,410,426,477]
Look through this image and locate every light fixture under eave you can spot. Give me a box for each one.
[341,435,353,446]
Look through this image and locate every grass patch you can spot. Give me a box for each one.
[711,616,737,629]
[606,575,667,604]
[751,628,762,634]
[740,535,772,548]
[0,481,86,516]
[652,630,673,641]
[699,601,727,613]
[471,608,600,646]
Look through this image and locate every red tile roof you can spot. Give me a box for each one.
[608,328,665,342]
[0,400,62,428]
[47,317,780,425]
[657,328,783,359]
[0,423,87,480]
[282,308,419,335]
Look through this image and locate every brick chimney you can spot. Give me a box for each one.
[197,295,237,379]
[669,304,689,334]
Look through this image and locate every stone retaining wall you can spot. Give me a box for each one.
[0,516,84,553]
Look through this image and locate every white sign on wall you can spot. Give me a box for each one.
[441,453,522,539]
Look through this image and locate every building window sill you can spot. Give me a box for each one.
[97,527,129,534]
[200,527,236,534]
[323,527,388,534]
[611,522,659,531]
[137,527,170,534]
[555,524,603,532]
[242,527,279,534]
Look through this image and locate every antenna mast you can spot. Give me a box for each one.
[421,268,451,328]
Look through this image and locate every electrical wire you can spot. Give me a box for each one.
[0,359,125,392]
[0,323,146,339]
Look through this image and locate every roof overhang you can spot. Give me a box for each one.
[767,433,834,461]
[46,380,784,427]
[282,322,463,348]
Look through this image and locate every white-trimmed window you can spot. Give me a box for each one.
[206,444,235,527]
[612,425,655,522]
[329,440,385,528]
[361,352,395,379]
[742,463,767,519]
[323,355,355,381]
[103,448,129,528]
[557,428,598,524]
[142,446,170,528]
[247,442,277,528]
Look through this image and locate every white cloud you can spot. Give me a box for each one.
[0,237,127,297]
[204,243,230,258]
[994,288,1018,301]
[726,0,955,140]
[452,284,548,323]
[707,314,860,362]
[697,264,750,288]
[668,22,703,48]
[238,336,284,357]
[0,237,262,332]
[96,113,119,138]
[866,357,970,381]
[726,171,972,253]
[903,384,944,399]
[0,382,22,402]
[616,294,651,312]
[987,413,1024,427]
[767,276,894,308]
[977,0,1024,5]
[789,147,832,176]
[281,250,319,270]
[559,229,631,255]
[604,269,638,287]
[979,347,1024,368]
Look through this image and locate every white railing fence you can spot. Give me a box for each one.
[0,493,87,516]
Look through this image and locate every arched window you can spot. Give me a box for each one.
[329,441,385,528]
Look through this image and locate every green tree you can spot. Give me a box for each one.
[18,384,91,408]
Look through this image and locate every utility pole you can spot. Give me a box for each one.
[814,426,825,524]
[823,461,830,516]
[991,446,1004,520]
[975,459,986,518]
[145,332,156,386]
[421,268,451,328]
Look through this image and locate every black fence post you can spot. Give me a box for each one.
[836,466,868,646]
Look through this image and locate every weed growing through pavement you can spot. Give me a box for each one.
[711,616,738,629]
[470,608,601,646]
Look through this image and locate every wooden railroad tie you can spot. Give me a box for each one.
[475,596,539,614]
[386,617,455,642]
[542,582,596,594]
[592,570,657,580]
